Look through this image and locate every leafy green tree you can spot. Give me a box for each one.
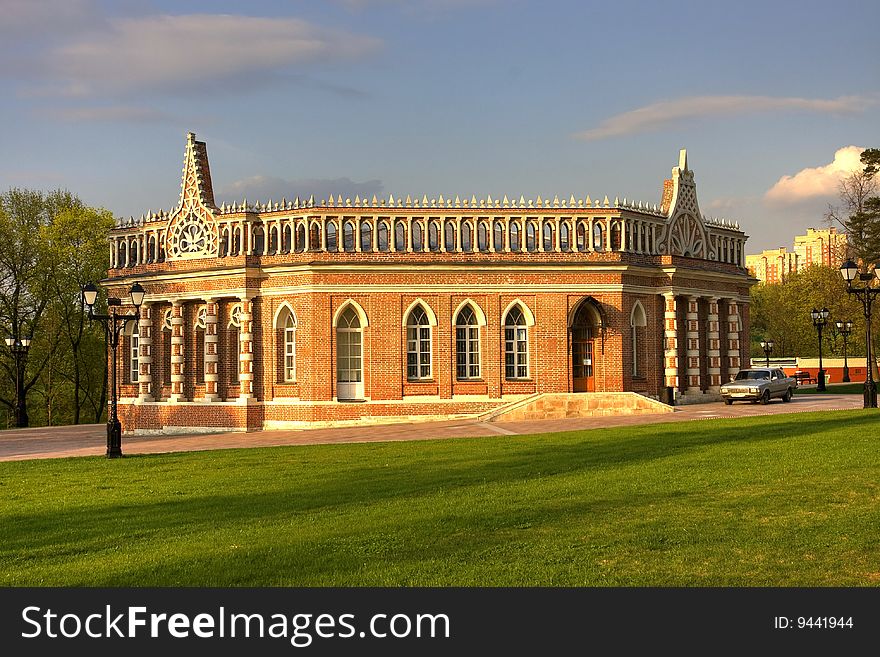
[750,264,864,359]
[0,189,78,426]
[0,189,111,428]
[43,206,114,424]
[828,148,880,265]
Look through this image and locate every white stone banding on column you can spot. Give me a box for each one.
[663,292,679,392]
[239,295,255,399]
[169,299,186,402]
[137,303,153,402]
[204,298,219,401]
[727,300,741,377]
[706,297,721,390]
[686,296,701,391]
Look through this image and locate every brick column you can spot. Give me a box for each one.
[239,295,255,399]
[726,300,742,376]
[685,296,701,391]
[204,298,220,401]
[169,300,186,402]
[137,303,153,402]
[663,293,679,392]
[706,297,722,391]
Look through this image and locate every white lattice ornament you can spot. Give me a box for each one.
[667,213,705,258]
[167,212,218,259]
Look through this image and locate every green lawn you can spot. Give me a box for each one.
[2,410,880,587]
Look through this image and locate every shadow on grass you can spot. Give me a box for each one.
[1,411,873,563]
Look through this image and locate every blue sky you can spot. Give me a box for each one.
[1,0,877,251]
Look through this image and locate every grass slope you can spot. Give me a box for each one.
[2,410,880,587]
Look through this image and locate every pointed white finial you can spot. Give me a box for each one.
[455,195,461,206]
[422,194,429,206]
[536,195,543,208]
[503,195,509,207]
[603,195,610,207]
[405,195,412,207]
[355,195,361,207]
[585,195,592,206]
[569,194,576,206]
[553,195,560,208]
[471,195,477,207]
[519,195,526,207]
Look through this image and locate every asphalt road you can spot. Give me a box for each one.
[0,394,864,462]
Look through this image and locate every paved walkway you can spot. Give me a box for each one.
[0,394,864,462]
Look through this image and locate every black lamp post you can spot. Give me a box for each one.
[82,281,145,458]
[4,335,32,428]
[840,259,878,408]
[760,339,774,368]
[810,307,830,392]
[835,319,853,383]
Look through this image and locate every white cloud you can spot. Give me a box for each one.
[0,0,97,38]
[574,95,875,141]
[340,0,497,9]
[220,176,384,204]
[764,146,866,205]
[39,14,381,96]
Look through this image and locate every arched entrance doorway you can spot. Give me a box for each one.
[571,300,602,392]
[336,306,364,400]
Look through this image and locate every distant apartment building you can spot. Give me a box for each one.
[746,227,847,284]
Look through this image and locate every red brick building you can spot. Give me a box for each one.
[106,134,753,433]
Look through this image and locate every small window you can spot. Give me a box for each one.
[326,222,338,251]
[406,305,432,380]
[503,305,528,379]
[284,314,296,382]
[455,306,481,380]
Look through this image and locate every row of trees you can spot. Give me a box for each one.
[0,189,113,427]
[750,264,869,359]
[752,147,880,360]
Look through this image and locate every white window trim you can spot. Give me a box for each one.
[406,323,432,381]
[284,316,296,382]
[503,314,529,380]
[456,323,481,380]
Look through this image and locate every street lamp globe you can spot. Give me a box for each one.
[82,283,99,309]
[840,259,859,284]
[130,282,145,308]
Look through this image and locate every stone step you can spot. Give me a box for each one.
[483,392,673,422]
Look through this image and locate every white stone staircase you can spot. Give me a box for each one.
[477,392,673,423]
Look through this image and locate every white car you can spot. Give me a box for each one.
[720,368,797,405]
